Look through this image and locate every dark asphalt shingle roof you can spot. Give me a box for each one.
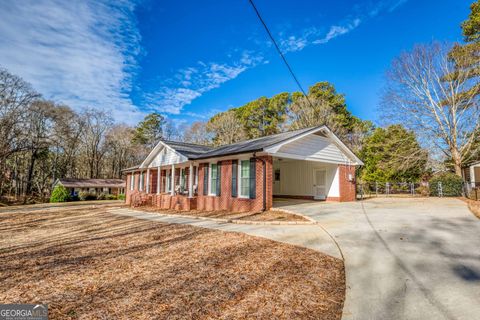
[122,165,140,172]
[161,140,213,158]
[191,126,318,159]
[122,126,342,170]
[57,178,125,188]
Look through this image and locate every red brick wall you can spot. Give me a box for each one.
[338,164,356,202]
[125,172,139,205]
[196,156,272,213]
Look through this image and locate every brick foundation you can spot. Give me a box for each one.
[128,191,197,211]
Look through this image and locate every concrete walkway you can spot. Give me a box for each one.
[108,207,341,259]
[276,197,480,320]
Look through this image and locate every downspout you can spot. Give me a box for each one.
[253,152,267,212]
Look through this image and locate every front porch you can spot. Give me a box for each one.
[127,161,200,211]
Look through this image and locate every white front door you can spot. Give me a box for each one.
[313,168,326,200]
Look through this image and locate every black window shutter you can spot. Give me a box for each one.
[231,160,237,197]
[249,158,256,199]
[216,161,221,196]
[203,164,208,195]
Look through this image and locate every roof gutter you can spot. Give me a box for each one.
[191,149,264,160]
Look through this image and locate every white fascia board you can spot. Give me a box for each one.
[193,152,256,163]
[270,151,358,165]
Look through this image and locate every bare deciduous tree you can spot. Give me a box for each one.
[206,110,247,146]
[104,124,144,178]
[0,68,40,160]
[381,42,480,176]
[182,121,212,145]
[80,109,113,179]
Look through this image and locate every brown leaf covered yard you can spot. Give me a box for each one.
[0,205,345,319]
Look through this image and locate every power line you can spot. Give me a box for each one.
[247,0,314,108]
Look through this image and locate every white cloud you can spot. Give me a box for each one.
[146,51,264,115]
[314,19,362,44]
[280,0,409,50]
[388,0,408,12]
[0,0,145,124]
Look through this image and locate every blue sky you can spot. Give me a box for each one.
[0,0,471,126]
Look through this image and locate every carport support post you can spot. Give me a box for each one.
[188,162,193,198]
[171,164,175,196]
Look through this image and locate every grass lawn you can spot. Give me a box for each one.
[0,205,344,319]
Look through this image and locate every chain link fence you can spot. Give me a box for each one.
[357,181,480,201]
[464,183,480,201]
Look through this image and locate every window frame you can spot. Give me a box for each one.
[209,163,218,196]
[238,159,250,198]
[180,168,186,190]
[130,174,134,190]
[166,169,171,192]
[139,172,144,191]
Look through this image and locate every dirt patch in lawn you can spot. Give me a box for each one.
[0,205,344,319]
[137,206,309,222]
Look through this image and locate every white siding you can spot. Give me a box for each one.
[272,134,350,164]
[148,147,187,168]
[273,160,339,198]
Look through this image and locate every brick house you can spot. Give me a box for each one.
[123,126,363,212]
[53,178,125,196]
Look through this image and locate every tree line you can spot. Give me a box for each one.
[1,0,479,203]
[0,69,161,202]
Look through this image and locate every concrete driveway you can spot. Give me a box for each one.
[275,197,480,320]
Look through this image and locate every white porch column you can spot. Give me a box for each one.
[471,165,476,187]
[157,166,161,194]
[171,164,175,195]
[188,162,194,198]
[146,168,150,193]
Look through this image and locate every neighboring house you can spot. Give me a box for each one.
[53,178,126,196]
[462,160,480,188]
[123,126,363,212]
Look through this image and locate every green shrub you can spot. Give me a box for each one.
[105,194,118,200]
[78,191,97,201]
[118,193,126,201]
[50,185,70,203]
[96,193,107,200]
[429,172,464,197]
[416,185,430,197]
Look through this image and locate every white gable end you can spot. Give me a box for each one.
[267,134,352,164]
[147,147,187,168]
